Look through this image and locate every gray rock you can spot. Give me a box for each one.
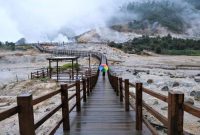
[190,91,196,97]
[172,82,179,87]
[194,91,200,101]
[184,98,194,105]
[194,76,200,82]
[170,75,175,78]
[147,79,153,84]
[161,86,169,91]
[153,100,159,105]
[161,106,168,110]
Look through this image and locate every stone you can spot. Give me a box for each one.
[153,100,159,105]
[190,91,196,97]
[172,81,179,87]
[170,75,175,78]
[161,106,168,110]
[184,98,194,105]
[147,79,153,84]
[194,91,200,101]
[161,86,169,91]
[194,76,200,82]
[45,108,51,112]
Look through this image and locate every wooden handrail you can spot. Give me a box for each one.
[143,87,168,102]
[108,72,200,135]
[143,117,159,135]
[143,102,168,126]
[0,106,18,121]
[69,103,77,113]
[68,93,77,101]
[129,92,136,99]
[33,89,61,105]
[129,82,136,87]
[48,118,63,135]
[184,103,200,118]
[34,104,62,129]
[0,71,99,134]
[68,83,76,89]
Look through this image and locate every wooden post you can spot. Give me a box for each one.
[90,76,93,89]
[42,70,45,78]
[119,78,123,102]
[49,60,52,79]
[56,60,59,82]
[76,59,78,79]
[76,80,81,112]
[47,68,49,76]
[37,71,39,78]
[125,79,129,111]
[17,94,35,135]
[116,77,119,96]
[136,83,143,130]
[61,84,70,131]
[168,91,184,135]
[72,60,74,80]
[83,78,87,102]
[87,78,90,96]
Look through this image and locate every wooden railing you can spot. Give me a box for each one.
[34,43,103,59]
[0,72,99,135]
[31,68,49,79]
[108,72,200,135]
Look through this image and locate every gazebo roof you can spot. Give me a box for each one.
[47,56,79,61]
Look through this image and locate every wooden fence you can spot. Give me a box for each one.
[31,68,49,79]
[108,71,200,135]
[0,71,99,135]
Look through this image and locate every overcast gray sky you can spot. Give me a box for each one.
[0,0,134,42]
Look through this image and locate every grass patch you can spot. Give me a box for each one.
[162,50,200,56]
[60,63,80,70]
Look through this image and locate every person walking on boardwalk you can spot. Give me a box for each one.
[99,64,108,77]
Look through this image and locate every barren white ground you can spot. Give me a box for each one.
[0,44,200,135]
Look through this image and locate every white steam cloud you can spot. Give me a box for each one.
[0,0,200,42]
[0,0,133,42]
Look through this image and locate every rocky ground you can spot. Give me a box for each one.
[0,44,200,134]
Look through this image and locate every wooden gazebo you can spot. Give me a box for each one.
[47,56,79,81]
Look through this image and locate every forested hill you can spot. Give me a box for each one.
[109,0,200,36]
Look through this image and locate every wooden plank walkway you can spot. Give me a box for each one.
[56,74,151,135]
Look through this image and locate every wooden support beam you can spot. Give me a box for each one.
[119,78,123,102]
[72,60,74,80]
[17,94,35,135]
[76,80,81,112]
[83,78,87,102]
[76,59,78,79]
[136,83,143,130]
[56,60,58,81]
[168,91,184,135]
[116,77,119,96]
[87,78,90,96]
[61,84,70,131]
[49,60,52,79]
[125,79,129,111]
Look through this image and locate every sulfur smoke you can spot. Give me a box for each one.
[0,0,199,42]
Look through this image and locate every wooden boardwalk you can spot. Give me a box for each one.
[55,74,151,135]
